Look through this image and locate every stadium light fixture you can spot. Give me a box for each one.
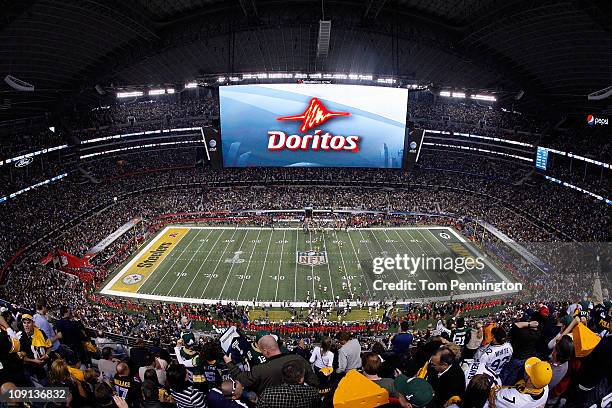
[166,88,175,94]
[184,82,197,89]
[440,91,451,97]
[451,92,466,98]
[294,73,308,79]
[117,91,143,98]
[309,73,322,79]
[229,77,241,82]
[348,74,359,80]
[471,94,496,101]
[359,75,373,80]
[217,77,226,83]
[148,89,166,95]
[377,78,396,84]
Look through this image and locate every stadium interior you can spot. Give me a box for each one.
[0,1,611,407]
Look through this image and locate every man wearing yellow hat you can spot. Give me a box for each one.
[488,357,552,408]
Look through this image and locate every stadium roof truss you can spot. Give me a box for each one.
[0,0,610,119]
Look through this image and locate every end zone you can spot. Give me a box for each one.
[101,226,188,294]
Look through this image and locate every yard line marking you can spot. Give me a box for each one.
[308,230,316,300]
[165,229,214,296]
[393,229,439,297]
[184,229,225,296]
[345,230,378,299]
[255,229,274,301]
[443,227,511,285]
[355,229,391,300]
[420,228,478,285]
[201,228,239,295]
[326,231,346,300]
[149,229,202,294]
[370,230,409,299]
[218,230,251,299]
[274,230,286,301]
[237,229,262,301]
[294,229,298,302]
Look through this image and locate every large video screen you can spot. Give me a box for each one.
[219,84,409,168]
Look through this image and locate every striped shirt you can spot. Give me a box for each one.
[170,385,207,408]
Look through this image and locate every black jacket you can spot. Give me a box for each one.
[227,353,319,396]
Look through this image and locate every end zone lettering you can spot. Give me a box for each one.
[137,242,173,268]
[268,131,360,152]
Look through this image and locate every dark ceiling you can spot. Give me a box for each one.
[0,0,610,121]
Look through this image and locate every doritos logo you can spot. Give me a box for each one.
[269,97,360,152]
[277,98,350,132]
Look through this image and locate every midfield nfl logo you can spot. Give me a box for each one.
[297,251,328,266]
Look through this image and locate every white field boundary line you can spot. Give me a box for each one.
[422,228,481,286]
[237,229,262,301]
[102,226,519,304]
[163,226,455,230]
[148,229,202,294]
[445,227,514,286]
[101,226,179,294]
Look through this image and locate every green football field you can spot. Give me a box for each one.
[101,225,517,305]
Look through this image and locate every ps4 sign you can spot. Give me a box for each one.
[587,114,608,126]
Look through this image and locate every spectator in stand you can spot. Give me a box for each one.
[18,313,51,385]
[489,357,552,408]
[143,368,173,404]
[391,320,414,354]
[447,374,494,408]
[113,362,141,408]
[500,315,542,385]
[309,336,334,385]
[99,346,119,382]
[141,379,174,408]
[257,359,320,408]
[423,345,465,408]
[361,352,396,397]
[393,376,434,408]
[167,363,207,408]
[464,322,483,359]
[336,331,362,373]
[55,306,85,361]
[473,327,513,378]
[292,338,311,361]
[139,353,166,385]
[223,334,318,396]
[207,379,250,408]
[130,339,148,374]
[33,298,61,351]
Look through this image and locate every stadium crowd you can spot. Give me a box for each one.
[0,280,610,407]
[0,95,610,407]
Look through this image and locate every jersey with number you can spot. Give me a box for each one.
[245,344,267,369]
[464,358,501,386]
[489,385,548,408]
[474,343,513,377]
[452,327,470,347]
